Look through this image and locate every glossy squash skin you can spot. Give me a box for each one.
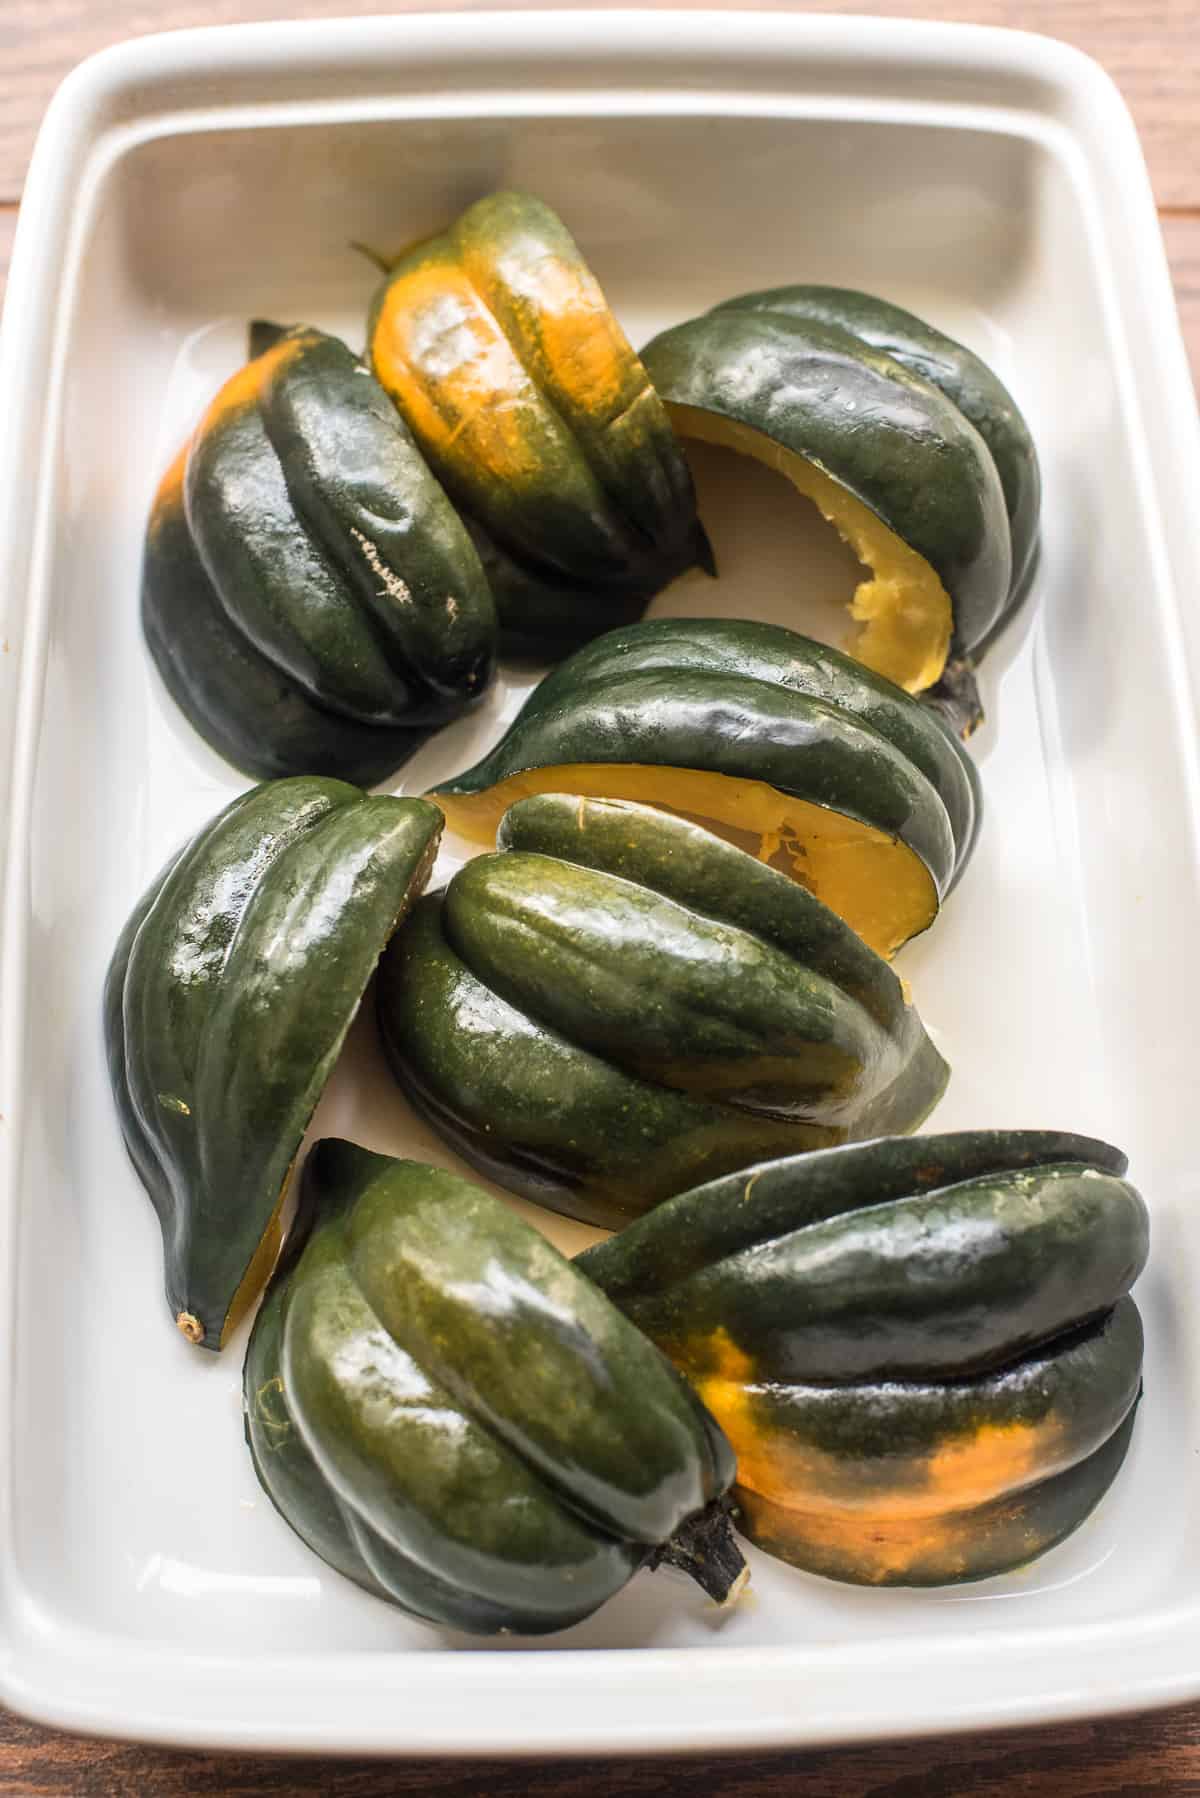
[143,326,497,785]
[376,796,949,1230]
[640,305,1011,719]
[243,1140,743,1635]
[431,619,980,958]
[715,287,1040,618]
[367,191,711,654]
[579,1131,1147,1585]
[104,780,443,1350]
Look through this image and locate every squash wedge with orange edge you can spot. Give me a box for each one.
[431,618,980,959]
[710,285,1040,629]
[641,293,1021,732]
[143,325,496,786]
[578,1131,1147,1585]
[104,779,442,1350]
[366,190,711,654]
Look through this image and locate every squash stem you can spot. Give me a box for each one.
[693,520,718,579]
[651,1498,748,1606]
[921,656,984,740]
[349,240,397,276]
[248,319,290,360]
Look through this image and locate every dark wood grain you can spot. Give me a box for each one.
[1,2,1199,1789]
[5,1704,1200,1796]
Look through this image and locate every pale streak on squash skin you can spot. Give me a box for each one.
[371,265,547,487]
[466,246,631,425]
[349,526,413,610]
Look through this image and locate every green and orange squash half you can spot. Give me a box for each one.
[579,1131,1146,1585]
[642,287,1037,727]
[143,325,497,785]
[104,778,442,1349]
[377,793,949,1229]
[367,190,711,653]
[244,1140,744,1635]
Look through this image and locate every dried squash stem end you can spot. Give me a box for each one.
[651,1497,749,1606]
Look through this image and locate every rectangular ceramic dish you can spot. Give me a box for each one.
[2,10,1200,1757]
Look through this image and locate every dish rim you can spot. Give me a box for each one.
[1,9,1198,1756]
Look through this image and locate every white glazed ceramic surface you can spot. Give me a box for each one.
[1,11,1198,1757]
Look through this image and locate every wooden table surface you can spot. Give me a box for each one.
[1,2,1197,1791]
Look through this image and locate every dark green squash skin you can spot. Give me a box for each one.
[366,191,712,656]
[377,800,948,1230]
[578,1132,1146,1585]
[578,1158,1148,1386]
[244,1139,739,1635]
[377,891,826,1231]
[478,619,981,886]
[714,286,1041,618]
[242,1184,403,1610]
[104,779,443,1349]
[143,491,428,788]
[578,1129,1130,1305]
[496,793,914,1040]
[463,519,667,661]
[144,325,497,784]
[641,308,1011,662]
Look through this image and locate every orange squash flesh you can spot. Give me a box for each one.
[434,762,937,961]
[667,404,953,694]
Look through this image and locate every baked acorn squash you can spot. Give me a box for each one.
[143,325,496,786]
[244,1139,745,1635]
[366,191,711,654]
[579,1131,1147,1586]
[715,286,1040,619]
[431,619,980,957]
[640,302,1012,725]
[376,794,949,1229]
[104,779,442,1350]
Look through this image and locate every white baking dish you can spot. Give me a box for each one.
[2,10,1199,1756]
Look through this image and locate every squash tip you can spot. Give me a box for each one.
[176,1310,205,1345]
[649,1496,748,1605]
